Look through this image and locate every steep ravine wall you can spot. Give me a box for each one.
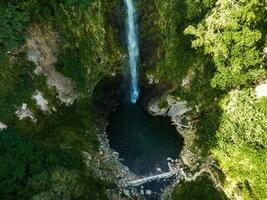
[137,1,267,200]
[0,1,130,199]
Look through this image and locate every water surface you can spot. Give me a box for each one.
[107,103,183,176]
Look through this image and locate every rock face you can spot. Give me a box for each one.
[264,47,267,58]
[167,101,192,117]
[146,74,159,85]
[16,103,37,122]
[33,90,50,112]
[27,26,77,105]
[145,190,152,195]
[256,79,267,98]
[148,102,168,116]
[147,95,191,118]
[0,122,7,131]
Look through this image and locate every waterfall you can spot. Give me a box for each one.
[124,0,139,103]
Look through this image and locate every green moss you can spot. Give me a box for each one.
[212,89,267,199]
[139,1,266,199]
[0,128,109,199]
[184,0,266,90]
[0,52,47,123]
[172,173,228,200]
[158,97,168,109]
[138,0,199,85]
[258,97,267,115]
[54,1,122,95]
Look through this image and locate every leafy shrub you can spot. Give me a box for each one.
[172,173,228,200]
[184,0,266,89]
[213,89,267,199]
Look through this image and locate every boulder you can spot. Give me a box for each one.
[16,103,37,122]
[264,47,267,57]
[33,90,49,112]
[0,122,7,131]
[147,74,159,85]
[256,80,267,98]
[123,189,130,197]
[145,190,152,195]
[148,101,168,116]
[167,101,191,117]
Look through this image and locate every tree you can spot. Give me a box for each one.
[184,0,266,89]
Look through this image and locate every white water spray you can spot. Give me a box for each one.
[124,0,139,103]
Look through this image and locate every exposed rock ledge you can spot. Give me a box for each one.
[33,90,51,112]
[148,95,191,118]
[27,26,77,105]
[16,103,37,123]
[147,95,192,134]
[255,79,267,98]
[0,122,7,131]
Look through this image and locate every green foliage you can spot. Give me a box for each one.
[158,97,168,109]
[54,1,122,95]
[211,89,267,199]
[0,0,40,51]
[64,0,93,9]
[0,129,81,197]
[0,4,28,50]
[0,53,46,123]
[185,0,216,20]
[184,0,266,89]
[0,1,47,123]
[0,2,118,198]
[139,1,266,200]
[0,107,108,199]
[218,89,266,148]
[172,173,228,200]
[138,0,199,85]
[16,99,99,153]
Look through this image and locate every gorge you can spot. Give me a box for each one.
[105,1,185,197]
[0,0,266,200]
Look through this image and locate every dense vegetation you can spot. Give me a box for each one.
[0,0,266,199]
[0,0,120,199]
[172,173,228,200]
[138,0,266,199]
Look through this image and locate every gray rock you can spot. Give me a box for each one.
[147,74,159,84]
[156,167,162,173]
[167,157,173,161]
[33,90,50,112]
[145,190,152,195]
[148,102,168,116]
[167,101,191,117]
[256,79,267,98]
[16,103,37,123]
[0,122,7,131]
[123,189,130,197]
[27,28,77,106]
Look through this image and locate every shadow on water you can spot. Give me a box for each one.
[107,102,184,176]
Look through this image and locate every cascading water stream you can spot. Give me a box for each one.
[124,0,139,103]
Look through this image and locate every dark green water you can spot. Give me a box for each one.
[107,103,184,176]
